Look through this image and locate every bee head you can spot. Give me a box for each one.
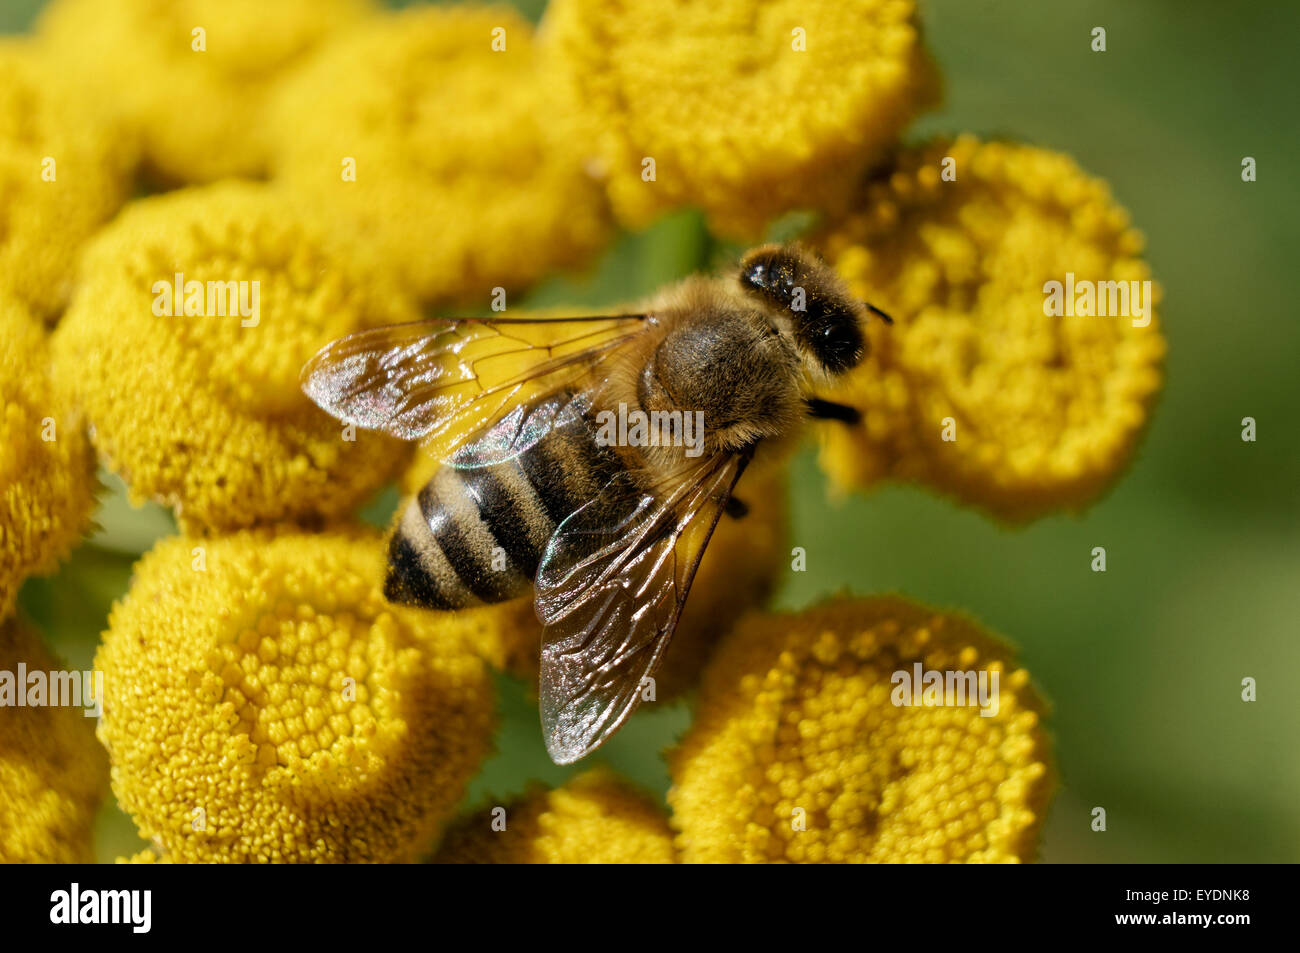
[738,244,885,376]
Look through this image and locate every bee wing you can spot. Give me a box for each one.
[534,451,751,764]
[300,315,648,456]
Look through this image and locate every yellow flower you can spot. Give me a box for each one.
[51,182,415,534]
[669,596,1053,863]
[95,530,496,863]
[0,296,97,618]
[267,4,613,305]
[37,0,376,184]
[116,849,168,864]
[0,616,108,863]
[812,136,1166,521]
[540,0,940,238]
[400,444,788,702]
[0,39,133,319]
[433,768,674,863]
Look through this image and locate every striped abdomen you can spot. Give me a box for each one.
[384,401,623,610]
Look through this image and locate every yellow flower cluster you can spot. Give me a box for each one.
[0,617,108,863]
[669,596,1053,863]
[433,768,675,864]
[51,182,415,534]
[94,531,495,863]
[0,296,97,617]
[0,0,1153,866]
[540,0,940,237]
[267,4,612,305]
[37,0,375,184]
[812,135,1166,520]
[0,39,132,319]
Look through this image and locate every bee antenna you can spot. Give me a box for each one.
[864,302,894,325]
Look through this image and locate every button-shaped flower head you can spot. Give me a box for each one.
[37,0,376,184]
[0,296,97,618]
[267,4,613,306]
[670,596,1053,862]
[0,40,133,318]
[94,530,495,863]
[0,617,108,863]
[52,182,416,534]
[541,0,940,237]
[434,768,674,864]
[812,136,1166,521]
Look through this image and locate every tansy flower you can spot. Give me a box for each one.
[433,768,675,863]
[0,40,133,319]
[0,296,97,619]
[266,4,613,306]
[116,849,168,864]
[51,182,416,534]
[400,438,788,702]
[812,136,1166,521]
[37,0,376,184]
[95,530,496,863]
[539,0,940,238]
[669,596,1053,863]
[0,616,108,864]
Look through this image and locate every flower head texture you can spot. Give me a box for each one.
[669,596,1053,863]
[434,768,674,864]
[51,182,415,534]
[0,296,97,618]
[267,4,613,305]
[540,0,940,237]
[37,0,376,184]
[116,849,168,864]
[94,530,496,863]
[812,136,1166,520]
[0,39,132,318]
[0,616,108,863]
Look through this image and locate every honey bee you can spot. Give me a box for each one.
[301,244,890,764]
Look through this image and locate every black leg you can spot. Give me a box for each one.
[806,398,861,425]
[865,302,893,324]
[724,496,749,520]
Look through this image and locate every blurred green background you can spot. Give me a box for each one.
[7,0,1297,863]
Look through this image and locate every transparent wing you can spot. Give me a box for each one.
[535,451,751,764]
[446,388,594,470]
[300,315,647,456]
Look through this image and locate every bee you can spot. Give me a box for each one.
[301,243,891,764]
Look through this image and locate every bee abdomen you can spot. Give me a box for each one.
[384,408,622,611]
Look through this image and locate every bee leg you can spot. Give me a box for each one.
[806,397,861,425]
[724,496,749,520]
[863,302,894,324]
